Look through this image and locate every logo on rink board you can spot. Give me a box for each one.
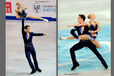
[32,0,56,13]
[33,3,41,13]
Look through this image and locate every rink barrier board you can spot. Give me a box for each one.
[6,16,56,21]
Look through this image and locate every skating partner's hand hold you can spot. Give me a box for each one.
[89,31,97,37]
[77,37,82,40]
[44,33,48,36]
[89,30,95,34]
[43,19,49,23]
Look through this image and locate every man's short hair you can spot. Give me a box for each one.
[24,25,30,29]
[79,14,86,21]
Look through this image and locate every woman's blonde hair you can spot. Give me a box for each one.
[88,13,95,19]
[16,2,21,5]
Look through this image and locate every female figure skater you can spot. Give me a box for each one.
[15,2,49,22]
[67,13,101,48]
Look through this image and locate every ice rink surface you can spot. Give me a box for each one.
[6,20,56,76]
[58,26,111,76]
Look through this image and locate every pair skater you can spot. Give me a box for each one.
[61,14,108,70]
[16,1,49,74]
[21,19,48,74]
[15,2,49,22]
[61,13,101,48]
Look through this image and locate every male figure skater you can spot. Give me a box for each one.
[21,19,48,74]
[67,14,108,70]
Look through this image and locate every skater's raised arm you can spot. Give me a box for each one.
[22,19,25,34]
